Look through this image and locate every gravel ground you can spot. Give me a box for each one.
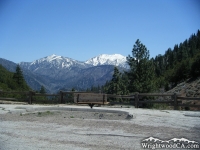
[0,104,200,150]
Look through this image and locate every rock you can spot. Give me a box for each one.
[126,114,133,119]
[99,114,103,118]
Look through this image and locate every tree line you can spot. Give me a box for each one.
[88,30,200,95]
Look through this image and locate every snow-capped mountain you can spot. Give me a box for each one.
[20,54,128,76]
[20,54,88,71]
[20,54,91,80]
[11,53,128,92]
[85,54,128,68]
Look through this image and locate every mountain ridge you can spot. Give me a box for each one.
[20,53,127,68]
[1,54,128,93]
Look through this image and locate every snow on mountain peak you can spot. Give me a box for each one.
[46,54,62,61]
[27,54,88,71]
[85,54,128,68]
[21,53,128,73]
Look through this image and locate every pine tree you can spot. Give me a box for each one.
[120,73,129,95]
[13,65,24,85]
[191,52,200,77]
[154,54,165,77]
[13,64,29,90]
[106,67,128,95]
[126,39,156,93]
[108,67,121,94]
[39,85,46,94]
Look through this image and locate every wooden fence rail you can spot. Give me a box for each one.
[0,91,200,110]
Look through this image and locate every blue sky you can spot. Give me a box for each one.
[0,0,200,63]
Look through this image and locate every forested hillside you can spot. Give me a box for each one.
[98,30,200,94]
[0,64,30,91]
[154,30,200,90]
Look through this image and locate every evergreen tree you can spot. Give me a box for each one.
[13,65,24,86]
[170,59,192,85]
[13,64,29,90]
[173,44,179,64]
[120,73,129,95]
[154,54,165,77]
[39,85,46,94]
[102,81,110,93]
[191,52,200,77]
[102,67,129,95]
[126,39,156,93]
[108,67,122,94]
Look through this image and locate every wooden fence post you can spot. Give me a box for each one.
[28,91,34,104]
[173,93,178,110]
[77,94,79,103]
[60,91,64,104]
[135,92,139,108]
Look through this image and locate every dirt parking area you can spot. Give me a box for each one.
[0,104,200,150]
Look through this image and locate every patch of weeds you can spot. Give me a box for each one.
[20,113,22,116]
[48,111,54,115]
[94,113,98,116]
[2,108,5,110]
[70,116,74,118]
[160,110,170,113]
[37,111,54,117]
[38,112,42,116]
[45,111,54,114]
[148,104,170,110]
